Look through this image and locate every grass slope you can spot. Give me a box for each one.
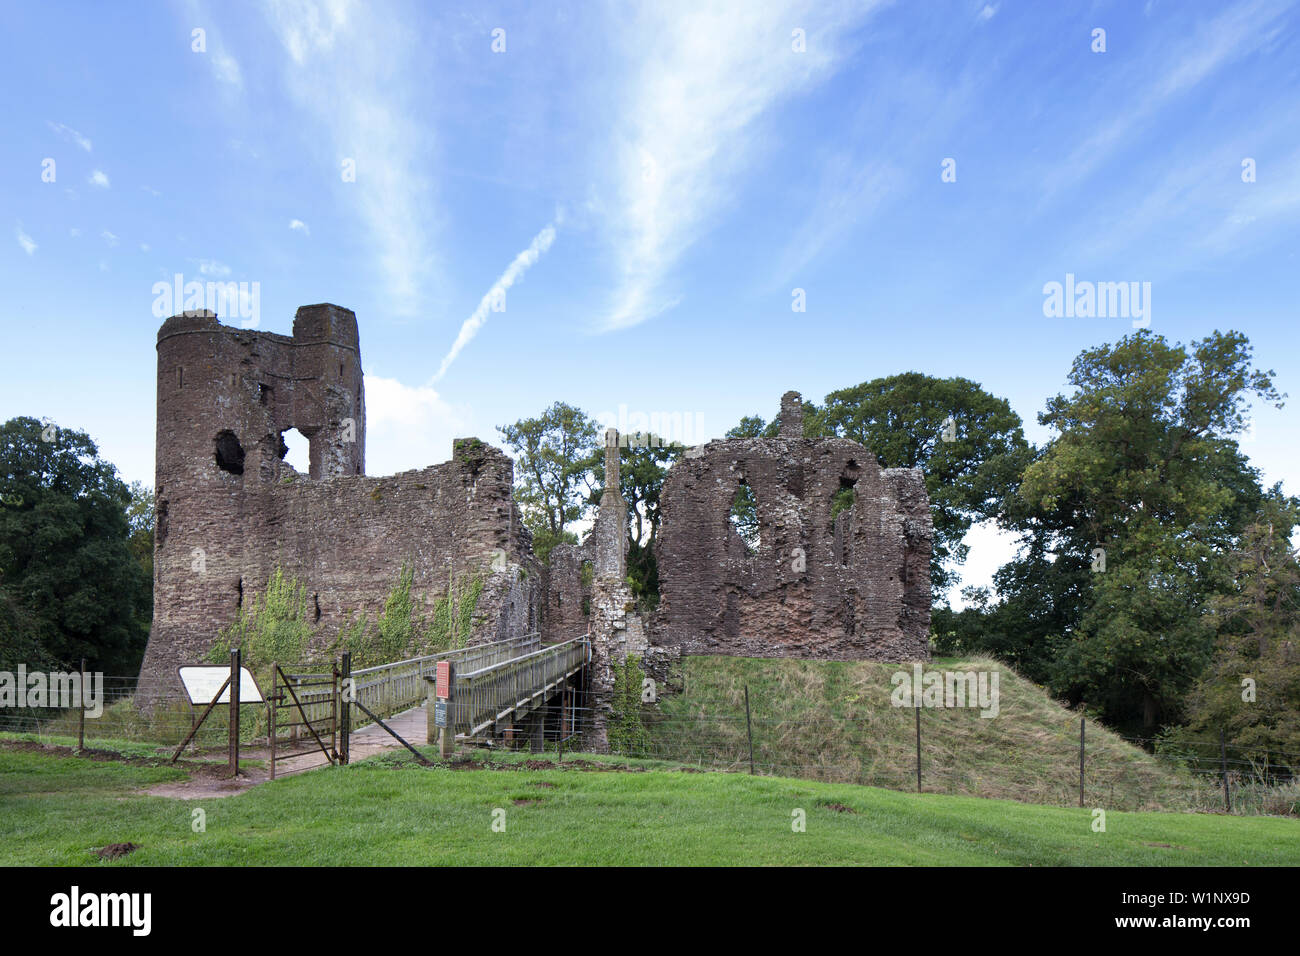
[2,746,1297,866]
[645,655,1229,811]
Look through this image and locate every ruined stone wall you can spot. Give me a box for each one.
[541,542,591,644]
[139,308,539,694]
[649,395,931,661]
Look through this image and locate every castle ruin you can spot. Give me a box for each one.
[139,307,931,738]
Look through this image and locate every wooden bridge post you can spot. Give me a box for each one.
[438,664,455,759]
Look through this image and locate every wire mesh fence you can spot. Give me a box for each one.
[3,668,1296,817]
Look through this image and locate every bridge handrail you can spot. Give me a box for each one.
[451,636,590,738]
[283,632,542,731]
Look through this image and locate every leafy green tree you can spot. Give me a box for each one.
[0,417,151,674]
[498,403,599,563]
[818,374,1030,595]
[1173,489,1300,759]
[125,481,153,582]
[1013,330,1282,730]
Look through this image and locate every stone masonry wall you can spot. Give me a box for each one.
[138,308,538,696]
[649,394,931,661]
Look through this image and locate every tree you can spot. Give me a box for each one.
[0,417,152,674]
[817,373,1030,595]
[1013,330,1282,731]
[1175,489,1300,759]
[498,403,600,563]
[125,481,153,582]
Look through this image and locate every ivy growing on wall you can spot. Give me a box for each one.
[608,654,649,755]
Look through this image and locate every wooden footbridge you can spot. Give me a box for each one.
[268,633,590,775]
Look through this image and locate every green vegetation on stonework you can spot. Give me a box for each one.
[334,567,483,668]
[209,567,317,670]
[2,745,1298,866]
[608,655,650,755]
[642,655,1297,815]
[205,564,485,675]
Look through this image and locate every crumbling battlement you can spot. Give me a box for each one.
[138,307,538,695]
[649,393,931,661]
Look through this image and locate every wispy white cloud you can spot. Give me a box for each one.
[1047,0,1294,197]
[16,225,37,256]
[100,229,120,247]
[774,156,899,284]
[196,258,231,277]
[184,0,244,89]
[88,169,110,188]
[47,121,92,152]
[211,50,242,87]
[362,374,468,475]
[433,223,557,381]
[265,0,440,316]
[977,4,998,21]
[598,0,885,331]
[289,218,310,235]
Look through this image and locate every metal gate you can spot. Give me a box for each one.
[269,662,339,778]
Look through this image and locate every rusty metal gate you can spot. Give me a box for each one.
[269,662,339,778]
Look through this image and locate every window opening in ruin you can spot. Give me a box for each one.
[177,367,183,389]
[156,499,169,547]
[729,481,760,554]
[214,430,245,475]
[279,427,310,474]
[259,383,272,406]
[236,577,243,609]
[580,560,593,616]
[313,593,321,622]
[833,463,860,566]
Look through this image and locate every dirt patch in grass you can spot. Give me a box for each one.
[512,798,542,806]
[95,842,140,860]
[821,802,858,813]
[0,740,267,799]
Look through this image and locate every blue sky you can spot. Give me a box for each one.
[3,0,1298,603]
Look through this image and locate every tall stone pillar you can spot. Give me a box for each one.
[583,428,645,751]
[778,390,804,438]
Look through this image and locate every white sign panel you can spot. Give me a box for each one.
[178,666,264,705]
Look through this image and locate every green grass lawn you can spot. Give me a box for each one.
[3,745,1297,866]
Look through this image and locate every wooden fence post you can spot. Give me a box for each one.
[228,648,241,777]
[340,651,351,765]
[269,663,277,780]
[1220,729,1232,813]
[915,704,922,793]
[744,685,755,775]
[1079,715,1085,807]
[78,657,86,751]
